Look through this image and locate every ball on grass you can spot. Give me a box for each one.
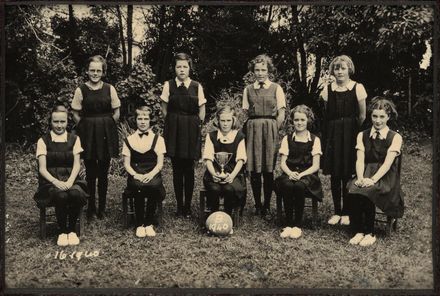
[206,211,233,236]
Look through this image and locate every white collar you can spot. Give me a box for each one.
[50,130,68,142]
[292,131,312,142]
[369,126,389,139]
[85,80,104,90]
[216,130,237,142]
[253,79,272,89]
[331,80,356,91]
[175,77,192,88]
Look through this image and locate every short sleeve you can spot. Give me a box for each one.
[355,132,365,152]
[36,138,47,158]
[311,137,322,156]
[110,85,121,109]
[356,83,368,101]
[278,136,289,155]
[122,141,131,157]
[160,81,170,103]
[202,134,215,161]
[72,137,84,155]
[198,84,207,106]
[242,87,249,110]
[71,87,83,111]
[154,136,167,155]
[388,133,403,156]
[276,85,286,109]
[235,139,247,163]
[320,85,328,102]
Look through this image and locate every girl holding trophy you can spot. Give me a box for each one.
[202,105,247,217]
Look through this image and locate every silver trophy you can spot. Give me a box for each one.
[214,152,233,182]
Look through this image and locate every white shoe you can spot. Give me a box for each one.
[290,227,302,239]
[57,233,69,247]
[229,229,234,235]
[349,233,365,245]
[280,227,292,238]
[136,226,146,238]
[359,234,376,246]
[327,215,341,225]
[340,215,350,225]
[145,225,156,237]
[67,232,80,246]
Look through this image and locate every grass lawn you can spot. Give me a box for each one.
[4,139,434,290]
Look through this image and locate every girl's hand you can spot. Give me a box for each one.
[52,180,68,191]
[133,173,143,181]
[289,171,300,181]
[223,173,235,184]
[212,172,222,183]
[362,178,375,187]
[141,172,156,183]
[65,180,74,189]
[354,178,365,187]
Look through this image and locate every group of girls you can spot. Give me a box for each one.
[34,53,404,248]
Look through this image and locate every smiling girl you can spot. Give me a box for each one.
[320,55,368,226]
[34,105,88,246]
[202,105,247,218]
[274,105,323,239]
[346,97,404,246]
[242,54,286,219]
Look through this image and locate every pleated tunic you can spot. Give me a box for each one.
[347,128,404,218]
[75,83,119,160]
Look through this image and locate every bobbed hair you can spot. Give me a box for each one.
[329,55,355,76]
[290,104,316,130]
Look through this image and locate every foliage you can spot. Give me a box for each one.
[115,61,164,133]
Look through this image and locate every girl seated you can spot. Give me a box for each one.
[275,105,323,239]
[34,105,88,246]
[347,97,404,246]
[202,105,247,221]
[122,106,166,238]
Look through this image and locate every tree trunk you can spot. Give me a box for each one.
[68,5,80,72]
[116,6,127,69]
[154,5,167,81]
[291,5,308,105]
[310,53,322,94]
[408,74,412,116]
[127,5,133,72]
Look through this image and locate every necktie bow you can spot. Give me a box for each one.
[139,132,149,138]
[375,131,381,139]
[180,82,185,88]
[259,82,265,89]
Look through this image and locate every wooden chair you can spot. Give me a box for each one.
[39,205,85,239]
[199,184,246,228]
[276,193,319,229]
[122,188,164,228]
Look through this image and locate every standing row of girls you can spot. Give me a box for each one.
[34,53,403,248]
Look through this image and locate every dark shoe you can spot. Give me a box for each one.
[86,207,97,221]
[261,208,273,221]
[183,208,192,218]
[254,207,262,216]
[175,209,184,217]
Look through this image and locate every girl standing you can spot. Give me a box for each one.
[347,98,403,246]
[71,55,121,220]
[34,105,88,246]
[122,106,166,238]
[202,105,247,217]
[321,55,367,226]
[242,54,286,218]
[160,53,206,217]
[275,105,323,239]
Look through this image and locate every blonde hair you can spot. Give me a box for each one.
[134,106,152,120]
[329,55,355,76]
[290,104,315,130]
[87,55,107,75]
[214,105,239,130]
[248,54,275,73]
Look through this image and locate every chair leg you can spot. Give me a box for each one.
[312,199,318,229]
[40,207,47,239]
[386,216,393,236]
[122,194,129,229]
[276,194,283,227]
[78,206,85,237]
[157,201,163,227]
[199,191,206,227]
[233,206,240,228]
[393,219,398,231]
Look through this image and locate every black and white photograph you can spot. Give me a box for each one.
[2,1,438,293]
